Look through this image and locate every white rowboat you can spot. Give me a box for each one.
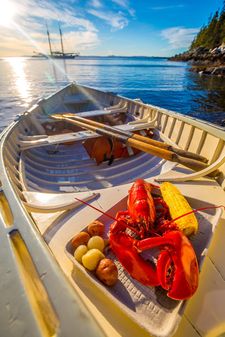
[0,82,225,337]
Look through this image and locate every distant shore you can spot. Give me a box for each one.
[169,46,225,77]
[0,55,168,59]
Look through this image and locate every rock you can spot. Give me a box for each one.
[169,45,225,77]
[211,66,225,76]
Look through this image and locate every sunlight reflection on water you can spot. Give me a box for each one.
[6,57,32,107]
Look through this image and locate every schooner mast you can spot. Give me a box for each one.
[58,23,65,56]
[46,23,53,56]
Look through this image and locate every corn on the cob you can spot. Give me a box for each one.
[160,182,198,236]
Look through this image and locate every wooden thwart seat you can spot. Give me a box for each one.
[35,101,129,124]
[62,101,128,118]
[18,119,155,150]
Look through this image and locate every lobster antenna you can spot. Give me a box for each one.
[75,197,117,221]
[74,197,141,236]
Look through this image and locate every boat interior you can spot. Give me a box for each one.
[1,83,225,337]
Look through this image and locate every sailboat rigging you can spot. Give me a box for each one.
[46,23,80,59]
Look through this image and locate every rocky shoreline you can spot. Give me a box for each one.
[169,45,225,77]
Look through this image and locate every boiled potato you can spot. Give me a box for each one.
[87,220,105,237]
[74,245,88,263]
[87,236,105,252]
[95,258,118,286]
[82,249,105,271]
[71,232,90,249]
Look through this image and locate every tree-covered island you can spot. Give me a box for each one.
[170,2,225,76]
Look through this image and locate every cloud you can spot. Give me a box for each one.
[151,4,184,10]
[112,0,128,8]
[0,27,99,56]
[0,33,47,56]
[1,0,136,56]
[15,0,97,32]
[89,0,102,8]
[88,0,135,29]
[111,0,135,16]
[62,31,99,51]
[0,0,99,56]
[88,9,128,30]
[161,27,199,49]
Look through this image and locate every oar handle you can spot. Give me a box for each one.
[128,139,218,176]
[131,134,207,163]
[168,146,208,163]
[174,155,219,177]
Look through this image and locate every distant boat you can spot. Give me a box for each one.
[46,23,79,59]
[47,51,80,59]
[31,52,48,59]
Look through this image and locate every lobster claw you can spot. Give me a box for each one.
[136,230,199,300]
[157,231,199,300]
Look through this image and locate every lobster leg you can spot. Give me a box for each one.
[116,210,129,217]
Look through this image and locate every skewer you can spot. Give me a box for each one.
[63,113,208,163]
[51,114,218,176]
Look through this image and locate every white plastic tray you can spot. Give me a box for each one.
[65,195,222,337]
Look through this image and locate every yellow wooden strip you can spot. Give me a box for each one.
[0,190,13,227]
[10,231,58,337]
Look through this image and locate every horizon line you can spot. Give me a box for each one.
[0,54,170,58]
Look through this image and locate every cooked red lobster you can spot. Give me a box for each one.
[75,179,200,300]
[108,179,199,300]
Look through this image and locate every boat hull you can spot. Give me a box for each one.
[0,82,225,337]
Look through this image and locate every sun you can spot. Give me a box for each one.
[0,0,16,27]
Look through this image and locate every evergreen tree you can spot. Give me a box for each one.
[190,2,225,50]
[219,1,225,43]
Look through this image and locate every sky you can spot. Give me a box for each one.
[0,0,223,57]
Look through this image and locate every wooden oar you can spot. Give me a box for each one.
[63,113,208,163]
[51,114,218,175]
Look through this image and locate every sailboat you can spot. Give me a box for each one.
[46,23,80,59]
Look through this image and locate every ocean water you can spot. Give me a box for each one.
[0,56,225,132]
